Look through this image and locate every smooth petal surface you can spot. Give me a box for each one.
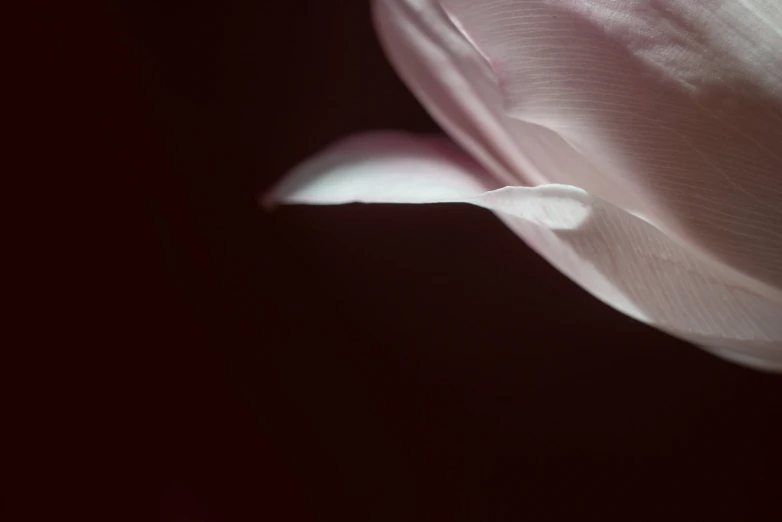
[264,132,500,206]
[376,0,782,295]
[270,133,782,371]
[437,0,782,291]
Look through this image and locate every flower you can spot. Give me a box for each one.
[266,0,782,371]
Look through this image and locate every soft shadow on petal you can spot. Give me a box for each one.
[374,0,648,219]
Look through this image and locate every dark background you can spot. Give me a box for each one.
[24,1,781,520]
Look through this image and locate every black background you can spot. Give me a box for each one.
[24,1,782,520]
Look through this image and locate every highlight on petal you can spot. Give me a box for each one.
[263,132,500,208]
[469,186,591,231]
[267,131,782,371]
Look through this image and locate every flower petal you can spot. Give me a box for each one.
[372,0,650,224]
[264,132,500,207]
[393,0,782,296]
[268,132,782,371]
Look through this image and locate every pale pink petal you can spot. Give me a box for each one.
[372,0,649,222]
[264,132,500,207]
[427,0,782,296]
[269,133,782,371]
